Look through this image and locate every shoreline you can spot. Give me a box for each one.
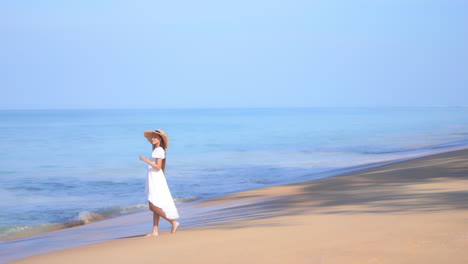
[3,146,468,263]
[2,141,467,242]
[3,144,466,241]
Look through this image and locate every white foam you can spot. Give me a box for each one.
[77,211,103,224]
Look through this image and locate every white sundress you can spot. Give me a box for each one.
[145,147,180,219]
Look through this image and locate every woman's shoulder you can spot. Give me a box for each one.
[152,147,166,158]
[155,146,165,152]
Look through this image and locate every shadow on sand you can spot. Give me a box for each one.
[186,149,468,230]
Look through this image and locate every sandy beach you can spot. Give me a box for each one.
[12,148,468,264]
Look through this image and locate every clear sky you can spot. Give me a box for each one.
[1,0,467,109]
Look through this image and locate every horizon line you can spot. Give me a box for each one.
[1,105,467,111]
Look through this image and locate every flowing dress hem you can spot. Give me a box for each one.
[148,199,180,220]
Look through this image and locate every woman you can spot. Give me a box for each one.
[140,129,180,236]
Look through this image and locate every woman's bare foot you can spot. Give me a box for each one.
[171,221,180,234]
[144,232,159,237]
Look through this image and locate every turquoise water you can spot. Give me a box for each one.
[1,107,468,240]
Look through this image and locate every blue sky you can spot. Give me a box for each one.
[1,0,467,109]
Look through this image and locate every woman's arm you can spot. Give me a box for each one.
[140,156,163,170]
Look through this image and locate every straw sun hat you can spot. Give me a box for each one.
[144,129,170,150]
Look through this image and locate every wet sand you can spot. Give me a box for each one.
[11,148,468,264]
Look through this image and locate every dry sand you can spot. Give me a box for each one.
[13,149,468,264]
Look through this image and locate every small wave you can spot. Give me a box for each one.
[0,198,198,241]
[0,170,16,175]
[174,196,199,203]
[58,211,106,228]
[358,140,468,155]
[77,211,104,225]
[0,223,64,241]
[114,203,148,215]
[362,149,410,155]
[254,180,275,184]
[452,132,468,136]
[0,211,107,241]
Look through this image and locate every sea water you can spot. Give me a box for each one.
[1,107,468,240]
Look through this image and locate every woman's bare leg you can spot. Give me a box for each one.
[145,212,160,237]
[149,202,180,234]
[152,212,160,235]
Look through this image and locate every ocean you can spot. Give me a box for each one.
[1,107,468,241]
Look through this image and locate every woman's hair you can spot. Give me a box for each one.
[152,134,167,172]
